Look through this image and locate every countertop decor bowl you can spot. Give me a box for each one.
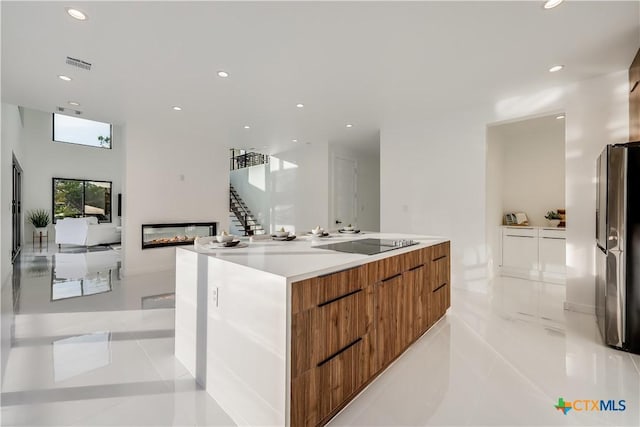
[216,234,235,243]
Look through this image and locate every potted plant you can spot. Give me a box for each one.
[27,209,50,234]
[545,210,562,227]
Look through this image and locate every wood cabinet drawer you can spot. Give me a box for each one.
[403,249,424,271]
[429,241,450,261]
[292,287,371,377]
[292,266,366,314]
[429,283,449,326]
[367,254,403,284]
[291,335,372,427]
[430,254,449,292]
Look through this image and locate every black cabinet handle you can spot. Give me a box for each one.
[317,289,362,308]
[433,282,447,292]
[433,255,447,261]
[408,264,425,272]
[381,273,401,283]
[317,338,362,367]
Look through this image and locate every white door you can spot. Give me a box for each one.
[333,157,358,229]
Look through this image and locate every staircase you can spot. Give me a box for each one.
[229,185,265,236]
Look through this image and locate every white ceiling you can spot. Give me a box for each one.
[2,1,639,154]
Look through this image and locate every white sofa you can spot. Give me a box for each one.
[55,217,121,247]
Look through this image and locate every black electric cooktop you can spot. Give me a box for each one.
[314,238,418,255]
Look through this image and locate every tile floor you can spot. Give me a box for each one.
[1,247,639,426]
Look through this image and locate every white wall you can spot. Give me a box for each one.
[485,126,504,278]
[122,119,229,277]
[1,103,24,384]
[494,117,565,226]
[329,143,380,232]
[1,103,23,286]
[229,142,330,234]
[381,70,629,313]
[19,108,123,241]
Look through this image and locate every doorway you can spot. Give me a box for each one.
[12,154,23,261]
[485,113,566,282]
[333,157,358,229]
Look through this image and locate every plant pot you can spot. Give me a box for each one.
[34,227,48,235]
[547,219,561,227]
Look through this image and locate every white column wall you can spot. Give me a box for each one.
[122,119,229,277]
[1,103,24,384]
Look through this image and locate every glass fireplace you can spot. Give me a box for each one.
[141,222,217,249]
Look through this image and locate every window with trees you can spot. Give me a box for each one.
[53,113,112,149]
[53,178,112,223]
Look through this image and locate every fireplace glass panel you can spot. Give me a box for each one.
[141,222,217,249]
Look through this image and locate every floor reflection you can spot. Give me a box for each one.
[53,332,112,382]
[51,252,118,301]
[1,245,233,427]
[3,247,640,426]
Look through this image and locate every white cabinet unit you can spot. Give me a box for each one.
[501,226,566,284]
[502,227,538,272]
[539,228,566,280]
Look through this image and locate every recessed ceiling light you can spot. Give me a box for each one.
[346,124,353,128]
[66,8,87,20]
[68,101,80,106]
[549,65,564,73]
[296,103,304,108]
[217,71,229,78]
[58,75,72,81]
[244,125,251,129]
[292,139,298,143]
[543,0,564,10]
[556,114,565,120]
[172,106,182,111]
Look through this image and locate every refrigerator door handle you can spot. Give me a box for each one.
[608,249,626,348]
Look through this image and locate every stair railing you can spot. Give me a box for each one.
[229,186,255,235]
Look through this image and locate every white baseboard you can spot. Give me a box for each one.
[563,301,595,315]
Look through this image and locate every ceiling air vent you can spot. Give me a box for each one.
[66,56,92,71]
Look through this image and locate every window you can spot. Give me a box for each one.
[53,178,112,223]
[53,113,112,149]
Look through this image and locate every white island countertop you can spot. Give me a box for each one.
[180,232,448,283]
[175,232,450,426]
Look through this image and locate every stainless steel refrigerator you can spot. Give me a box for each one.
[596,142,640,354]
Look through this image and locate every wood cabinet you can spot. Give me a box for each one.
[291,265,374,427]
[630,48,640,141]
[428,242,450,326]
[375,272,407,369]
[291,242,450,427]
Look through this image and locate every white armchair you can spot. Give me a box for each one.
[55,217,120,247]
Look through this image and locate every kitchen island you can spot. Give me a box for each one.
[175,233,450,426]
